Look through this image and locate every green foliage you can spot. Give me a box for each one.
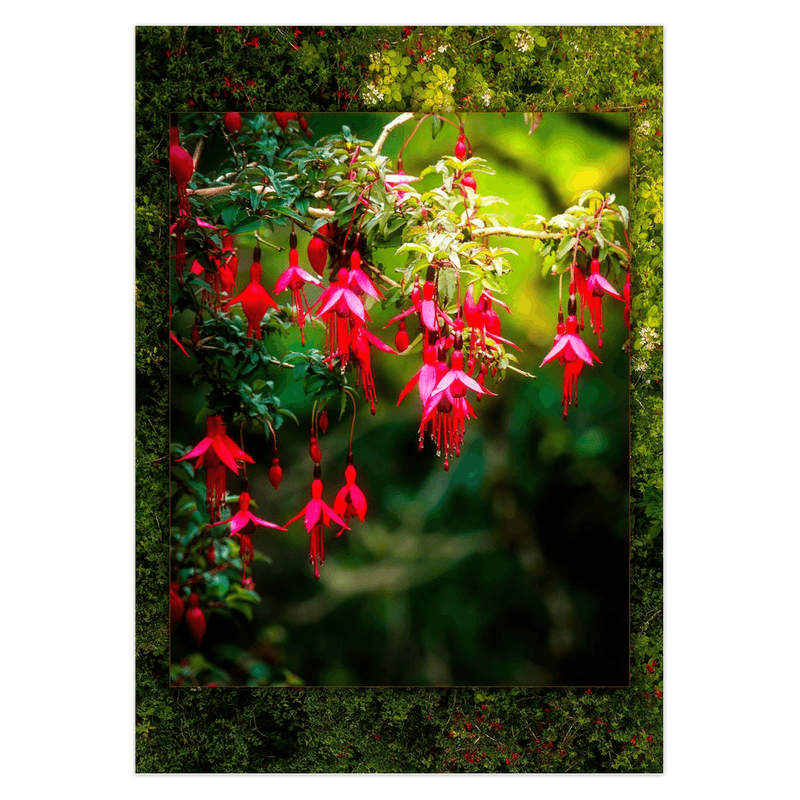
[136,25,663,774]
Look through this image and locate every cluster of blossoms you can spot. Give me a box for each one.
[513,30,535,52]
[539,243,629,419]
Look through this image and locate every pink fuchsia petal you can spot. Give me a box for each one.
[176,438,212,461]
[304,499,323,531]
[348,485,368,521]
[196,217,216,228]
[247,512,288,531]
[397,371,420,405]
[344,290,367,322]
[273,269,295,295]
[210,438,241,473]
[567,334,602,365]
[170,331,189,357]
[316,288,344,317]
[386,306,417,327]
[588,273,624,300]
[420,300,436,331]
[485,330,522,351]
[349,268,384,301]
[539,336,570,367]
[321,500,348,529]
[365,329,395,354]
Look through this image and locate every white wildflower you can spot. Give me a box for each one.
[514,31,534,52]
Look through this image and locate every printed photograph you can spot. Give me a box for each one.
[168,110,631,688]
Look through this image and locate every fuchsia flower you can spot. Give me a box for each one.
[210,490,286,578]
[586,257,624,346]
[225,252,278,344]
[384,166,419,204]
[311,267,366,369]
[397,341,441,406]
[333,458,368,537]
[419,334,490,469]
[176,415,254,521]
[350,319,395,414]
[463,287,519,356]
[348,249,384,301]
[274,233,322,345]
[540,295,601,419]
[286,476,349,580]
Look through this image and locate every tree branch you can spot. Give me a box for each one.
[476,226,565,240]
[370,112,415,157]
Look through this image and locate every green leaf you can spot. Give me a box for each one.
[230,217,262,235]
[431,115,442,140]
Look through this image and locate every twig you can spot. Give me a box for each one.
[371,112,415,157]
[476,226,565,240]
[192,138,204,172]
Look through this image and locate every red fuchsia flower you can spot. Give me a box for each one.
[455,131,468,161]
[586,255,624,346]
[348,247,384,301]
[274,112,298,131]
[429,342,496,402]
[394,319,409,352]
[384,165,420,204]
[223,111,242,138]
[419,334,486,469]
[176,414,254,520]
[184,593,206,646]
[285,473,349,580]
[349,319,395,414]
[169,126,194,188]
[225,250,278,344]
[397,339,441,407]
[463,286,519,356]
[461,172,477,192]
[210,490,286,579]
[274,232,322,345]
[269,453,283,490]
[312,267,367,370]
[333,456,368,536]
[540,295,602,419]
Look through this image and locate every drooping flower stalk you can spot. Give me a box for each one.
[285,465,349,581]
[274,229,322,345]
[225,247,278,345]
[540,293,602,419]
[333,451,368,537]
[176,414,254,521]
[210,488,286,581]
[585,246,624,346]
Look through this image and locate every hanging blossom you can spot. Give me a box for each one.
[274,230,322,345]
[169,125,194,281]
[285,471,349,581]
[311,266,366,370]
[225,248,278,344]
[585,250,624,346]
[463,286,520,357]
[349,318,395,414]
[540,292,602,419]
[210,490,286,580]
[333,455,368,537]
[176,415,254,521]
[420,332,492,470]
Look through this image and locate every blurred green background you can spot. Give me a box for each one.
[172,112,630,686]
